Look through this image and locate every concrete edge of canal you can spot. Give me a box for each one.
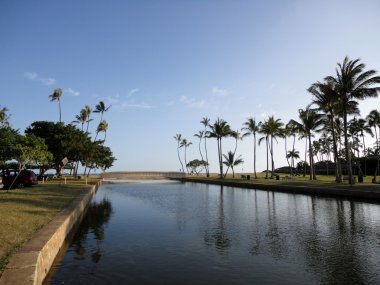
[0,182,101,285]
[179,178,380,201]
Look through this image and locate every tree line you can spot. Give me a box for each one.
[0,89,115,177]
[175,57,380,184]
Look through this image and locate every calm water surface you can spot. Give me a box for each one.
[46,181,380,284]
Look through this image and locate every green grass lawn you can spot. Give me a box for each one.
[0,179,96,275]
[186,172,380,191]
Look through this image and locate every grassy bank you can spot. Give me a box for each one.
[0,179,97,275]
[183,173,380,191]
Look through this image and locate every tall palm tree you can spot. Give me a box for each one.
[180,138,192,174]
[230,130,242,157]
[194,131,205,163]
[285,120,300,176]
[260,116,283,178]
[298,107,324,180]
[94,101,111,123]
[84,105,93,134]
[366,110,380,180]
[174,134,184,172]
[201,117,210,176]
[242,117,261,178]
[0,106,10,128]
[223,151,244,178]
[309,80,342,182]
[207,118,232,178]
[258,120,270,179]
[325,56,380,185]
[49,88,63,123]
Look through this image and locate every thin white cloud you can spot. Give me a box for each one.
[180,95,206,109]
[24,71,56,86]
[167,100,175,107]
[128,88,140,97]
[211,87,229,97]
[105,94,154,110]
[25,72,37,80]
[65,88,80,97]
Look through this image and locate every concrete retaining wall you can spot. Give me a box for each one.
[0,183,100,285]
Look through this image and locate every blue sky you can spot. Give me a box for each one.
[1,0,380,173]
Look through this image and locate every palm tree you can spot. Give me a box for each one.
[325,56,380,184]
[258,121,270,179]
[366,110,380,180]
[0,106,10,127]
[94,101,111,123]
[180,138,192,174]
[223,151,244,178]
[260,116,283,178]
[49,88,63,123]
[194,131,205,164]
[285,120,300,176]
[298,107,324,180]
[309,80,342,182]
[207,118,232,178]
[174,134,184,172]
[84,105,93,134]
[95,120,108,142]
[286,149,300,170]
[242,117,261,178]
[73,109,88,131]
[201,117,210,176]
[230,130,242,157]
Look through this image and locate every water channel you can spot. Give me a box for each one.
[46,181,380,284]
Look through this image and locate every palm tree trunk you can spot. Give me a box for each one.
[308,134,314,180]
[343,106,354,185]
[304,138,307,177]
[198,138,204,164]
[204,127,209,177]
[184,146,189,174]
[177,144,184,172]
[330,116,342,182]
[270,136,274,179]
[218,138,223,178]
[254,134,257,179]
[284,136,291,172]
[265,137,269,179]
[58,99,62,123]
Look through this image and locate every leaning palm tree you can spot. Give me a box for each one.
[207,118,232,178]
[201,117,210,176]
[174,134,184,172]
[94,101,111,123]
[223,151,244,178]
[180,138,192,174]
[230,130,242,157]
[242,117,261,178]
[96,120,108,142]
[49,88,63,123]
[194,131,205,163]
[325,56,380,184]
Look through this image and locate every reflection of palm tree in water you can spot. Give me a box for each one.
[204,186,231,253]
[72,198,113,263]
